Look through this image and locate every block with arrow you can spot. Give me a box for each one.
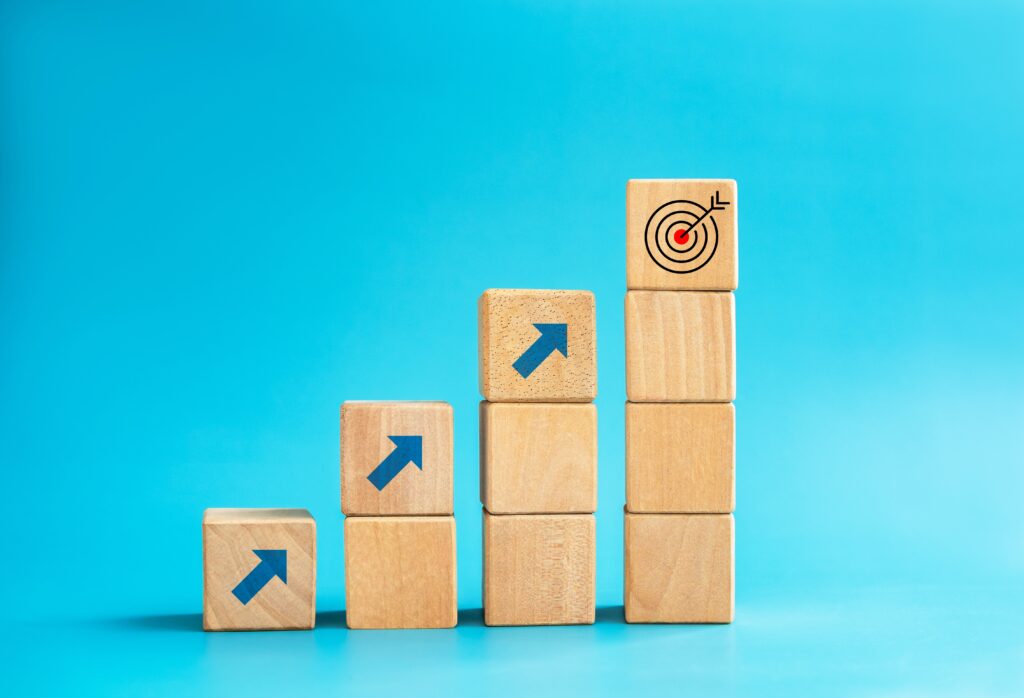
[478,288,597,402]
[202,508,316,631]
[341,401,454,516]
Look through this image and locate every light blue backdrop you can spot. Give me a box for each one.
[2,0,1022,695]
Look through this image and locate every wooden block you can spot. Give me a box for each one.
[624,513,733,623]
[340,401,453,516]
[483,511,595,626]
[203,508,316,631]
[480,402,597,514]
[344,516,457,629]
[626,179,738,291]
[478,289,597,402]
[625,291,735,402]
[626,402,734,513]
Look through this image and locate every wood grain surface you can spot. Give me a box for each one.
[480,401,597,514]
[478,289,597,402]
[203,508,316,631]
[483,511,595,626]
[625,290,735,402]
[341,401,453,516]
[626,402,734,513]
[624,512,733,624]
[344,516,457,629]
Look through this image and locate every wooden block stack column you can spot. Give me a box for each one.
[478,289,598,626]
[340,401,457,629]
[624,180,738,623]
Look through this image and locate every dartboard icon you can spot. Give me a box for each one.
[644,190,731,274]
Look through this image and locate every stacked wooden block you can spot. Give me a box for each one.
[340,401,457,629]
[478,289,598,626]
[624,179,738,623]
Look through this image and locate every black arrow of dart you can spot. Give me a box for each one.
[681,190,731,235]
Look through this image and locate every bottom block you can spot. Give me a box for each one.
[344,516,457,629]
[203,508,317,631]
[624,512,734,624]
[483,511,595,626]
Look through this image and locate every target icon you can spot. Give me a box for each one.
[644,190,731,274]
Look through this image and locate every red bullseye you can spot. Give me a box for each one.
[673,228,690,245]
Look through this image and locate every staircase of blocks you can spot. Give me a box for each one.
[200,178,738,630]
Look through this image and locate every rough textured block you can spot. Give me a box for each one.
[341,401,453,516]
[203,508,316,631]
[624,513,733,623]
[344,516,457,629]
[626,402,734,513]
[626,179,738,291]
[483,512,595,626]
[480,402,597,514]
[478,289,597,402]
[625,291,735,402]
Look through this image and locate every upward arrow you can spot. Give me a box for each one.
[513,323,568,378]
[231,549,287,605]
[367,435,423,491]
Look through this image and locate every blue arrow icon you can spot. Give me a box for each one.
[513,323,568,378]
[232,549,287,605]
[367,435,423,491]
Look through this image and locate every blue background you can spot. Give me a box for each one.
[2,0,1022,694]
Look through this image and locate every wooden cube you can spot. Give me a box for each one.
[626,179,738,291]
[626,402,734,513]
[624,513,733,623]
[341,401,453,516]
[483,511,595,626]
[625,291,735,402]
[203,508,316,631]
[344,516,457,629]
[478,289,597,402]
[480,402,597,514]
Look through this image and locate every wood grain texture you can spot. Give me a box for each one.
[340,401,453,516]
[626,179,738,291]
[478,289,597,402]
[480,402,597,514]
[626,402,734,513]
[483,511,595,626]
[625,291,735,402]
[203,508,316,631]
[624,513,733,624]
[344,516,457,629]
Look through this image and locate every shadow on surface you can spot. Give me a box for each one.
[458,608,485,626]
[98,606,633,632]
[315,610,347,628]
[453,606,624,627]
[102,613,204,633]
[596,605,625,623]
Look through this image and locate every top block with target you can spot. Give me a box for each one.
[478,289,597,402]
[627,179,738,290]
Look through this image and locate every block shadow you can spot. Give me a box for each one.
[100,612,204,633]
[453,606,624,627]
[458,608,485,626]
[315,610,347,628]
[99,605,627,633]
[596,605,625,623]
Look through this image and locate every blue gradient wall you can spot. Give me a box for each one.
[2,0,1022,694]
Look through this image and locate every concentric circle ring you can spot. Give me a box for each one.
[645,199,719,274]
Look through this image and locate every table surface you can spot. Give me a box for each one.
[14,583,1021,696]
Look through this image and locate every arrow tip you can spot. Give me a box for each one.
[253,549,288,583]
[534,323,568,357]
[388,435,424,469]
